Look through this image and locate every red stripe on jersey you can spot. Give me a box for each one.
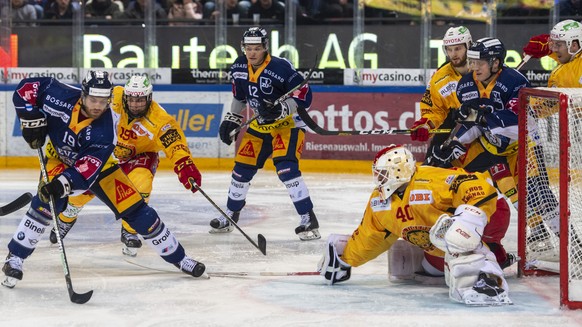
[293,84,309,101]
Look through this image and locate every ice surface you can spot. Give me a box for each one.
[1,169,582,327]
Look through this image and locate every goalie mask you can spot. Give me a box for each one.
[373,145,416,201]
[442,26,472,55]
[550,19,582,56]
[123,75,153,119]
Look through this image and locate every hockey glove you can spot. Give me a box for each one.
[39,175,71,204]
[174,156,202,193]
[430,141,467,167]
[523,34,551,59]
[410,117,435,142]
[20,111,48,150]
[219,112,244,145]
[259,98,297,122]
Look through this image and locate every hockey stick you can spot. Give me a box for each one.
[192,182,267,255]
[296,107,451,136]
[228,57,319,140]
[37,149,93,304]
[0,192,32,216]
[516,54,531,71]
[125,259,317,277]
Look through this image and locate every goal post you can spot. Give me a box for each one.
[517,87,582,310]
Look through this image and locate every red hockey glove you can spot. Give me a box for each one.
[410,118,434,141]
[174,156,202,193]
[523,34,551,59]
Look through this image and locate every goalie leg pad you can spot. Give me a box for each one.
[387,238,425,281]
[318,234,351,285]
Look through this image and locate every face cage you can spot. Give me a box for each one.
[373,166,403,200]
[122,93,152,119]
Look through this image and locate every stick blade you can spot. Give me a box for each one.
[0,192,33,216]
[70,290,93,304]
[258,234,267,256]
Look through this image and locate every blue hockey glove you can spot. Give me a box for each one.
[20,110,47,149]
[429,141,467,168]
[219,112,243,145]
[39,175,71,204]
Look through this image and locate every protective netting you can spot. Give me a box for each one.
[518,87,582,308]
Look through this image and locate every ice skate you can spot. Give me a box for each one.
[463,272,513,306]
[2,253,24,288]
[500,252,520,270]
[121,226,142,257]
[209,209,239,234]
[175,256,207,279]
[49,217,77,244]
[295,210,321,241]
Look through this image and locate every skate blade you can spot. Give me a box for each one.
[122,246,139,257]
[208,226,234,234]
[2,276,18,288]
[298,229,321,241]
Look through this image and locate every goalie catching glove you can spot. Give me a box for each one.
[258,97,298,122]
[219,112,243,145]
[523,34,551,59]
[20,109,48,150]
[174,156,202,193]
[38,175,72,204]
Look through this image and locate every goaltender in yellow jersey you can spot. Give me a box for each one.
[49,75,203,257]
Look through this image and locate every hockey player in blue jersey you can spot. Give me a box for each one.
[2,71,206,288]
[213,26,320,241]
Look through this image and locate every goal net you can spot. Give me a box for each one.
[517,87,582,310]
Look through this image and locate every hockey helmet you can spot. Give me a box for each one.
[241,26,269,52]
[81,70,112,98]
[123,75,153,118]
[441,26,472,54]
[372,145,416,201]
[467,37,506,66]
[550,20,582,56]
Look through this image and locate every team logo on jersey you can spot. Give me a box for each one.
[259,77,273,95]
[16,81,40,103]
[420,89,432,106]
[273,134,286,151]
[449,174,478,192]
[238,140,256,158]
[115,179,137,204]
[402,226,436,251]
[75,155,102,180]
[248,98,260,111]
[408,190,433,204]
[114,144,135,161]
[160,129,181,148]
[370,196,391,212]
[438,81,457,97]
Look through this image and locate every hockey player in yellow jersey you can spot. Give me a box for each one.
[318,145,512,306]
[410,26,472,143]
[523,20,582,88]
[49,75,202,256]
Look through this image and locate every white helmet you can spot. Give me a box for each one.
[550,19,582,56]
[372,145,416,201]
[442,26,472,55]
[123,75,153,118]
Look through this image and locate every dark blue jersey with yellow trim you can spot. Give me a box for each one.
[13,77,117,193]
[230,53,312,116]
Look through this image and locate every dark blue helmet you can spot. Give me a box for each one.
[82,70,112,98]
[241,26,269,50]
[467,37,506,65]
